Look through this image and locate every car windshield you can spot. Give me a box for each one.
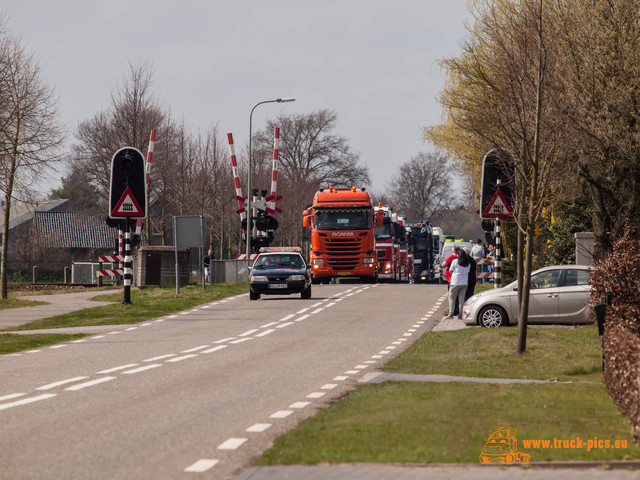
[375,223,392,240]
[254,254,305,269]
[314,208,372,230]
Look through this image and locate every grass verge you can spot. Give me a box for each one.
[0,297,47,310]
[5,283,248,331]
[257,325,640,464]
[0,333,89,355]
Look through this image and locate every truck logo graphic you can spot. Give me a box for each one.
[480,422,530,465]
[332,231,355,237]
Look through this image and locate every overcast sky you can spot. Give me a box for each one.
[4,0,473,196]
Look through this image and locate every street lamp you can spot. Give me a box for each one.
[246,97,296,261]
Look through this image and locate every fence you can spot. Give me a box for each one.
[5,260,69,283]
[209,259,252,284]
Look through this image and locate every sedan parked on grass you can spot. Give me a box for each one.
[462,265,591,327]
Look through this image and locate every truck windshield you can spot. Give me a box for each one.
[375,224,392,240]
[413,235,428,253]
[315,208,372,230]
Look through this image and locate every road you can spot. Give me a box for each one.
[0,283,447,479]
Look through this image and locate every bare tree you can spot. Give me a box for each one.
[386,152,456,221]
[71,61,165,202]
[0,22,65,298]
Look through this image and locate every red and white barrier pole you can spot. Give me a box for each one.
[227,133,246,222]
[266,127,282,216]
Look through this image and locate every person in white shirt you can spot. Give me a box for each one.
[446,249,471,319]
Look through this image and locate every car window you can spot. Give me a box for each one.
[531,270,561,289]
[564,269,589,287]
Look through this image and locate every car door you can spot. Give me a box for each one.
[527,269,562,323]
[557,268,591,324]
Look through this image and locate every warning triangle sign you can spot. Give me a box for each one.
[111,186,144,217]
[482,188,513,218]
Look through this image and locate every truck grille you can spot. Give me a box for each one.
[322,237,362,270]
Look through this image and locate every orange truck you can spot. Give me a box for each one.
[479,424,531,465]
[303,186,383,284]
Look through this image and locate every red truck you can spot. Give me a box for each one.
[303,186,382,284]
[374,204,400,281]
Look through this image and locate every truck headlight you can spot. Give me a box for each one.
[313,259,324,265]
[364,258,375,265]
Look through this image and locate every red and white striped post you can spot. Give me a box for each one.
[135,130,156,240]
[266,127,281,216]
[227,133,247,222]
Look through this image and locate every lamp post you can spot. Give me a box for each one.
[246,97,295,261]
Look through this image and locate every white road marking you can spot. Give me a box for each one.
[270,410,293,418]
[218,438,247,450]
[310,308,324,314]
[0,393,57,410]
[239,329,259,337]
[371,355,383,359]
[65,377,116,391]
[144,354,177,362]
[125,327,137,331]
[214,337,235,344]
[354,365,368,369]
[276,322,294,329]
[260,321,278,328]
[50,345,68,349]
[97,365,139,374]
[379,350,390,355]
[295,308,310,314]
[345,370,359,375]
[0,393,25,402]
[230,338,253,344]
[321,384,337,390]
[71,339,87,343]
[202,345,227,354]
[290,401,310,409]
[184,459,219,472]
[333,376,349,381]
[325,302,337,307]
[279,314,295,322]
[37,376,89,390]
[306,392,325,399]
[310,302,323,308]
[294,315,310,322]
[255,329,276,337]
[123,364,162,374]
[246,423,272,432]
[181,345,210,353]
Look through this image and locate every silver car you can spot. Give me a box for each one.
[462,265,592,327]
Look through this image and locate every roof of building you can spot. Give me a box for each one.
[34,211,116,249]
[7,199,69,231]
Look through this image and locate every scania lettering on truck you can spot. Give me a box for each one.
[303,186,383,284]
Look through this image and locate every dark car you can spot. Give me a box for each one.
[249,248,312,300]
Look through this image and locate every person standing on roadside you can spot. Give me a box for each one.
[446,249,470,319]
[463,247,477,302]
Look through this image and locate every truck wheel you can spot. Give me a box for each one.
[249,290,260,301]
[311,277,320,285]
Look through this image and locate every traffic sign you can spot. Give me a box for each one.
[482,188,513,218]
[480,149,515,219]
[109,147,146,219]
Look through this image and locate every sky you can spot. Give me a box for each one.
[3,0,473,197]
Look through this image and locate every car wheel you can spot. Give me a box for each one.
[249,290,260,301]
[478,305,507,327]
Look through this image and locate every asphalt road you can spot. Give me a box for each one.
[0,283,447,479]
